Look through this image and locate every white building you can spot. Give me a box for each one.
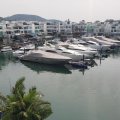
[93,21,105,36]
[0,21,6,37]
[104,20,120,36]
[72,20,87,36]
[1,19,120,38]
[44,21,58,35]
[58,20,72,34]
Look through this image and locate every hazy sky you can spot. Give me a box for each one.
[1,0,120,22]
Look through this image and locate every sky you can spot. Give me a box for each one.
[0,0,120,22]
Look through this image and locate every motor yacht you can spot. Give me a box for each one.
[1,46,12,52]
[38,44,90,61]
[19,49,72,65]
[67,44,98,56]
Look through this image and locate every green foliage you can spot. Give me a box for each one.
[0,92,6,111]
[0,77,52,120]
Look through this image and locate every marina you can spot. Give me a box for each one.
[1,0,120,119]
[1,35,119,66]
[1,17,120,120]
[0,48,120,120]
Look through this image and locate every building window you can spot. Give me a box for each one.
[47,23,51,25]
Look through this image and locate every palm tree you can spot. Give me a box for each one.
[0,77,52,120]
[0,92,6,113]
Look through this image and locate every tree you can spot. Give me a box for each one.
[0,92,6,112]
[0,77,52,120]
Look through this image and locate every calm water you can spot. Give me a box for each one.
[0,51,120,120]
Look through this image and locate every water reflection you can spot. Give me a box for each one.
[0,53,13,70]
[21,61,72,74]
[0,50,119,75]
[1,49,120,120]
[110,49,120,58]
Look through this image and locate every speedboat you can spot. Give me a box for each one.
[19,49,72,65]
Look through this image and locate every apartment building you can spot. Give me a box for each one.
[0,21,6,37]
[72,20,86,36]
[1,19,120,38]
[93,21,105,36]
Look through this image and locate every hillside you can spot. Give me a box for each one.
[5,14,46,21]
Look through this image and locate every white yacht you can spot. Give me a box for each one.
[13,44,35,58]
[86,40,109,51]
[13,49,25,58]
[96,36,120,46]
[67,44,98,56]
[57,41,98,56]
[83,37,112,51]
[20,44,35,51]
[1,46,12,52]
[39,45,90,61]
[56,46,91,61]
[19,49,72,65]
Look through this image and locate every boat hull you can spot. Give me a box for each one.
[19,50,72,65]
[20,55,71,65]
